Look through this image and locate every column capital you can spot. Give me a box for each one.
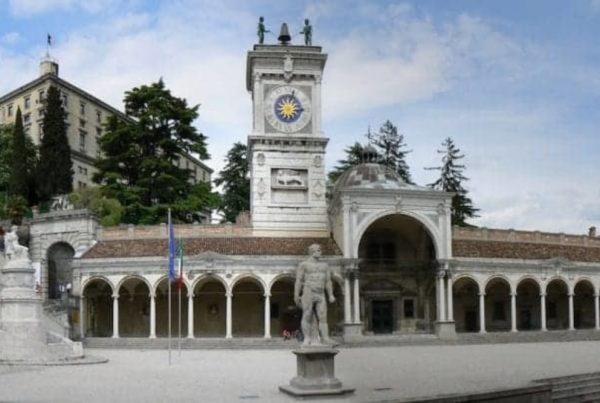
[437,270,446,279]
[112,293,119,299]
[540,292,547,297]
[478,292,486,297]
[225,291,233,298]
[510,292,517,297]
[594,293,600,298]
[263,292,271,298]
[568,292,574,297]
[188,293,195,298]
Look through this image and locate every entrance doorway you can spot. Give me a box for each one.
[371,300,394,334]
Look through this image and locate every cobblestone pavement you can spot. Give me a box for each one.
[2,341,600,402]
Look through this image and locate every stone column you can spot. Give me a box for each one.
[149,293,156,338]
[265,293,271,339]
[314,73,322,133]
[79,297,85,338]
[112,294,119,338]
[510,292,517,332]
[353,274,360,324]
[446,274,454,322]
[226,292,233,339]
[540,293,547,331]
[437,272,446,322]
[187,293,194,338]
[568,292,575,331]
[595,293,600,330]
[479,293,486,333]
[264,293,271,339]
[344,276,351,324]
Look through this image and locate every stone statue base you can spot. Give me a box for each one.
[0,258,84,364]
[279,347,355,398]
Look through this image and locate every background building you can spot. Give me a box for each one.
[0,57,212,191]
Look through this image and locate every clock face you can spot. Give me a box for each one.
[265,85,311,133]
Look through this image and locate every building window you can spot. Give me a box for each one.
[78,181,87,189]
[24,97,31,109]
[79,132,86,152]
[7,104,13,117]
[96,127,102,136]
[38,109,44,118]
[492,302,506,321]
[96,110,101,123]
[23,113,31,124]
[79,118,86,127]
[38,90,45,102]
[80,102,86,115]
[61,92,68,107]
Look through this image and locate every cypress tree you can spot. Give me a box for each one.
[37,85,73,202]
[328,142,365,183]
[8,107,29,199]
[427,137,479,226]
[214,142,249,223]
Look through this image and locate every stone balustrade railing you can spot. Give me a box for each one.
[453,226,600,248]
[97,222,252,240]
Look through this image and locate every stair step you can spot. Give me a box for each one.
[553,386,600,402]
[553,382,600,399]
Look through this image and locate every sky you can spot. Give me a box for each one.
[0,0,599,234]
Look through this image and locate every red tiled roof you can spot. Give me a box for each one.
[453,239,600,263]
[82,237,342,259]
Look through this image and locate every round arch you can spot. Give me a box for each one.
[230,273,267,295]
[545,278,569,330]
[152,275,192,297]
[270,275,298,337]
[484,277,511,332]
[483,275,514,295]
[116,275,152,296]
[82,276,115,296]
[231,276,265,337]
[453,276,480,333]
[46,241,76,300]
[82,277,113,338]
[353,210,443,260]
[516,277,541,331]
[574,279,595,329]
[574,277,596,294]
[118,276,151,337]
[154,277,189,337]
[543,276,571,295]
[193,275,227,337]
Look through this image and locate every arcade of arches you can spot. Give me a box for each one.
[452,275,600,333]
[82,275,343,339]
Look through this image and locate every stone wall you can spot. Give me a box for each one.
[453,226,600,248]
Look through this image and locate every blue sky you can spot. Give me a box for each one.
[1,0,599,233]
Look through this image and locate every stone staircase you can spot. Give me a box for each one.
[536,372,600,402]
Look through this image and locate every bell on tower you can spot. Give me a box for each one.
[278,23,291,45]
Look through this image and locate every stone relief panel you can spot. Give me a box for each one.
[270,168,308,204]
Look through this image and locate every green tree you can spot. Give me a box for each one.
[68,187,124,226]
[214,142,249,223]
[0,124,14,195]
[9,107,38,205]
[37,85,73,202]
[370,120,414,184]
[327,142,365,183]
[426,137,479,226]
[93,79,215,224]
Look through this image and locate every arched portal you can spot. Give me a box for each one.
[155,278,189,337]
[453,277,479,333]
[516,279,541,330]
[193,277,226,337]
[546,279,569,330]
[574,280,595,329]
[47,242,75,300]
[358,214,437,334]
[118,277,150,337]
[82,279,112,337]
[270,276,300,337]
[485,278,511,332]
[232,277,264,337]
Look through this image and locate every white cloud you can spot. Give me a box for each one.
[0,32,22,45]
[7,0,122,16]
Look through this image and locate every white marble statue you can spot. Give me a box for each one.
[4,225,28,261]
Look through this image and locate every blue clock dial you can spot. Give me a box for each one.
[274,94,303,123]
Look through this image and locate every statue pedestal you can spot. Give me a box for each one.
[279,347,355,398]
[435,321,457,341]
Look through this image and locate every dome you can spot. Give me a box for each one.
[333,163,414,192]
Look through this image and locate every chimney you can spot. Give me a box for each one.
[589,226,597,238]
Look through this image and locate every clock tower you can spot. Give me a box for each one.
[246,37,328,236]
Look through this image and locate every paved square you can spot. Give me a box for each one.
[2,341,600,402]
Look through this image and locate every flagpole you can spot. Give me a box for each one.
[168,209,172,366]
[178,280,182,356]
